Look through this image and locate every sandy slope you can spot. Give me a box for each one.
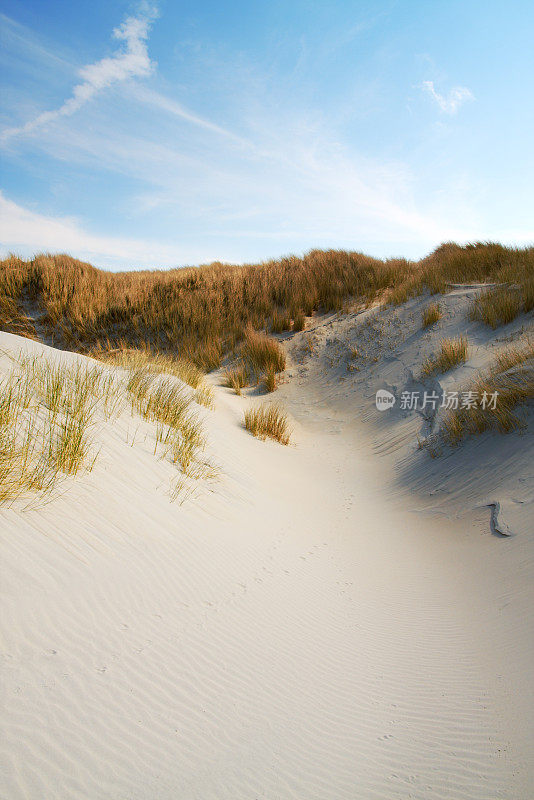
[1,326,533,799]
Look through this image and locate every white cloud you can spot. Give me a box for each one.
[422,80,474,114]
[6,12,523,267]
[3,189,531,271]
[0,191,223,268]
[131,86,251,147]
[1,7,157,142]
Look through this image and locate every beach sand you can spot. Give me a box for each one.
[1,315,533,799]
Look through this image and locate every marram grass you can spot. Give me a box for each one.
[0,357,103,506]
[422,303,442,328]
[224,361,249,395]
[469,285,523,328]
[421,336,469,377]
[244,403,291,445]
[0,350,215,507]
[442,339,534,444]
[2,244,533,367]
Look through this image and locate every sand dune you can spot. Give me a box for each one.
[1,312,533,799]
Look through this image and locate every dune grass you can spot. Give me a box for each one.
[97,345,205,388]
[0,348,215,506]
[241,330,285,391]
[0,295,37,339]
[221,330,287,393]
[193,383,215,409]
[292,311,306,331]
[421,336,469,377]
[241,330,286,375]
[223,361,249,395]
[3,244,532,369]
[263,366,277,393]
[124,367,208,477]
[0,357,105,505]
[244,403,291,445]
[97,343,215,409]
[271,309,292,333]
[523,276,534,313]
[49,409,96,475]
[422,302,442,328]
[121,365,217,490]
[469,285,523,328]
[442,339,534,444]
[96,346,215,484]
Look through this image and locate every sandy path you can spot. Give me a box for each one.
[1,340,531,798]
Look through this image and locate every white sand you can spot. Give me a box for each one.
[1,316,533,799]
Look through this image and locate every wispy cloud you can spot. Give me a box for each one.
[0,191,222,267]
[131,86,251,147]
[1,6,157,142]
[421,80,474,114]
[0,12,70,71]
[5,8,520,268]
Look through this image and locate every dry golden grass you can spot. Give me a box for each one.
[263,366,277,393]
[171,359,205,388]
[0,295,37,339]
[193,383,215,409]
[97,346,204,388]
[421,336,469,377]
[387,281,417,306]
[98,342,215,407]
[292,311,306,331]
[223,361,249,394]
[523,276,534,312]
[244,403,291,445]
[241,330,286,375]
[469,285,523,328]
[1,244,532,368]
[271,309,292,333]
[124,367,207,477]
[422,302,442,328]
[442,339,534,444]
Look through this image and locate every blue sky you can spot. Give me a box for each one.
[0,0,533,270]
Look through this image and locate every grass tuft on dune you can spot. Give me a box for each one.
[421,336,469,377]
[442,339,534,444]
[469,285,523,328]
[0,346,216,507]
[0,357,108,505]
[224,362,249,395]
[422,303,442,328]
[241,330,286,375]
[244,403,291,445]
